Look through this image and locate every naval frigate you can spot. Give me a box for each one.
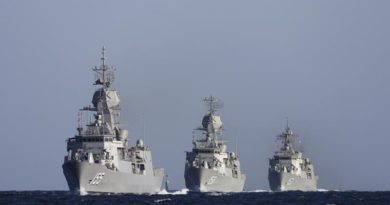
[62,47,164,194]
[184,96,246,192]
[268,121,318,191]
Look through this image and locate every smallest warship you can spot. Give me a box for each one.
[184,96,246,192]
[268,121,318,191]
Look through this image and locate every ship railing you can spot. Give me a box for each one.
[193,148,217,154]
[133,158,146,163]
[67,136,114,144]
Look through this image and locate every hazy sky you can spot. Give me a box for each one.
[0,1,389,191]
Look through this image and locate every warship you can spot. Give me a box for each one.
[62,47,165,195]
[268,121,318,191]
[184,96,246,192]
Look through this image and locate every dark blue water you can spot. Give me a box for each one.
[1,190,390,205]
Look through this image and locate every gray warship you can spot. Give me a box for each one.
[184,96,246,192]
[268,121,318,191]
[62,48,164,195]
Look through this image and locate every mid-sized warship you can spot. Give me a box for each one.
[268,121,318,191]
[62,48,165,195]
[184,96,246,192]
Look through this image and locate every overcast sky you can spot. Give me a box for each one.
[0,0,389,191]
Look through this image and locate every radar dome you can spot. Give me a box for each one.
[136,139,144,147]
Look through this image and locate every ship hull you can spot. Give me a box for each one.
[63,161,164,195]
[185,167,245,192]
[268,169,317,191]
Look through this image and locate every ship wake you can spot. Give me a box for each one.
[157,188,189,195]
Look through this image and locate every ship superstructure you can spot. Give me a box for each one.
[268,121,318,191]
[62,48,164,194]
[184,96,246,192]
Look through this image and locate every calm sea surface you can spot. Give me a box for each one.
[1,190,389,205]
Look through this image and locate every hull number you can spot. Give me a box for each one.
[205,176,218,185]
[89,172,105,185]
[286,178,295,186]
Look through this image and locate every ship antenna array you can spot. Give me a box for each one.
[142,112,146,144]
[235,135,238,154]
[286,117,290,131]
[204,95,223,114]
[101,47,106,86]
[77,111,82,128]
[92,46,115,88]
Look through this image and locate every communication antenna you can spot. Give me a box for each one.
[92,46,115,88]
[142,112,146,144]
[286,117,290,131]
[235,135,238,154]
[77,111,82,128]
[204,95,223,114]
[101,46,106,66]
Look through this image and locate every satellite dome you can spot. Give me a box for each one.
[136,139,144,147]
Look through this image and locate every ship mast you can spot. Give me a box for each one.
[279,118,295,152]
[79,47,119,135]
[203,96,223,141]
[101,46,106,86]
[204,95,224,115]
[205,95,217,114]
[92,46,114,88]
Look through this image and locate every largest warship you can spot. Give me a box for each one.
[268,122,318,191]
[184,96,246,192]
[62,48,164,194]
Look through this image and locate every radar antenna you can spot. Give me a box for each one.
[276,118,297,152]
[204,95,224,114]
[286,117,290,131]
[101,46,106,67]
[92,46,115,88]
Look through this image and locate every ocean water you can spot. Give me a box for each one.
[1,189,390,205]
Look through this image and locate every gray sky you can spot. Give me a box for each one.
[0,0,389,191]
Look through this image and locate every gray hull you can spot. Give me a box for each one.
[268,169,317,191]
[63,161,164,194]
[185,167,245,192]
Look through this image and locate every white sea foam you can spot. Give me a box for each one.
[317,188,329,192]
[246,189,270,193]
[205,189,271,195]
[206,192,227,196]
[79,187,88,196]
[157,188,189,195]
[154,198,172,203]
[318,188,341,192]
